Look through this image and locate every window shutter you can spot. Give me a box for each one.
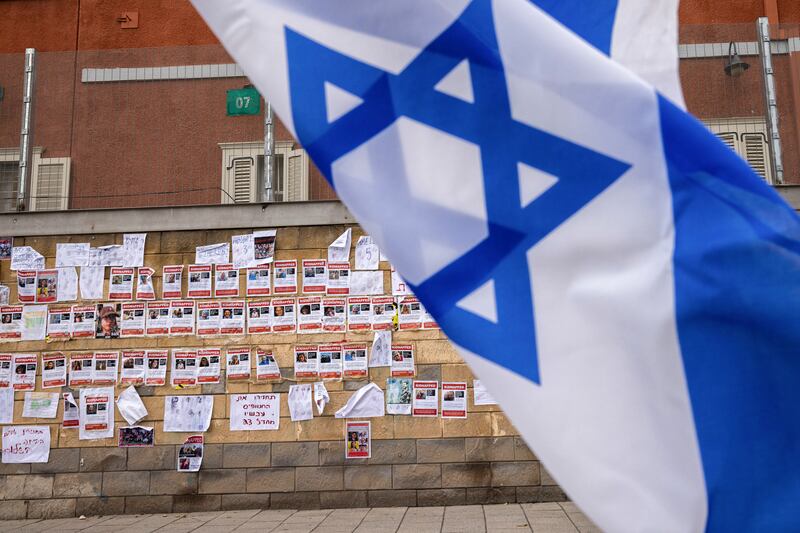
[714,132,738,152]
[741,133,770,180]
[284,149,307,201]
[232,158,255,203]
[31,158,69,211]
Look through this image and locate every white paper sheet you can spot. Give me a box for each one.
[79,266,105,300]
[229,393,281,430]
[314,382,330,415]
[232,234,256,269]
[122,233,147,267]
[195,243,230,265]
[328,228,351,263]
[335,383,385,418]
[21,305,47,341]
[391,267,411,296]
[92,245,125,267]
[288,384,313,422]
[350,271,384,296]
[1,426,50,463]
[56,243,90,267]
[369,330,392,367]
[0,285,8,305]
[473,379,498,406]
[0,388,13,424]
[79,387,115,440]
[116,386,148,425]
[57,267,78,301]
[163,396,213,432]
[22,392,59,419]
[355,236,379,270]
[10,246,44,271]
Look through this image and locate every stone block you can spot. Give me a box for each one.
[101,471,150,496]
[31,448,80,474]
[15,474,54,499]
[516,485,567,503]
[295,466,343,491]
[173,494,221,513]
[124,495,173,514]
[466,487,517,505]
[0,500,27,520]
[541,466,557,486]
[442,463,491,488]
[441,364,474,382]
[370,439,417,465]
[392,464,442,489]
[442,413,492,438]
[295,417,344,441]
[417,488,466,507]
[491,461,539,487]
[297,225,348,249]
[246,467,295,493]
[199,469,246,494]
[202,444,224,469]
[416,340,462,364]
[465,437,515,462]
[160,231,207,253]
[514,437,537,461]
[80,448,127,471]
[127,446,175,470]
[318,441,355,466]
[271,442,319,467]
[221,493,270,511]
[27,498,76,519]
[53,473,102,497]
[415,364,442,381]
[320,490,368,509]
[150,471,198,495]
[416,438,466,463]
[75,496,125,517]
[492,412,519,436]
[222,443,271,468]
[367,489,416,507]
[394,416,442,439]
[270,491,320,509]
[344,465,392,490]
[0,463,30,475]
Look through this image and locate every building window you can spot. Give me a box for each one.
[0,148,71,212]
[219,141,309,204]
[703,118,772,182]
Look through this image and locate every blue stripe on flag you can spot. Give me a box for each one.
[531,0,619,55]
[659,95,800,532]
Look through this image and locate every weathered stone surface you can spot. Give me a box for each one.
[271,442,318,467]
[31,449,80,474]
[246,467,295,493]
[270,491,320,509]
[27,498,76,519]
[320,490,368,509]
[124,495,173,514]
[80,448,127,472]
[343,465,392,490]
[441,463,491,488]
[516,485,568,503]
[465,437,515,462]
[127,446,175,470]
[295,466,343,491]
[318,441,356,466]
[491,461,540,487]
[150,471,198,495]
[53,473,102,497]
[367,489,417,507]
[514,437,537,461]
[221,493,270,511]
[2,474,55,499]
[392,464,442,489]
[201,444,224,469]
[465,487,517,505]
[417,488,467,507]
[173,494,221,512]
[0,500,27,520]
[101,471,150,496]
[75,496,125,517]
[370,439,417,465]
[198,469,246,494]
[222,444,271,468]
[416,438,466,463]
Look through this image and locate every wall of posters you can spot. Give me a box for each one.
[229,393,280,430]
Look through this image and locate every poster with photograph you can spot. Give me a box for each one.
[70,305,95,338]
[386,377,413,415]
[68,352,93,387]
[120,302,145,337]
[22,392,59,418]
[255,349,281,381]
[145,301,170,336]
[120,350,146,385]
[473,379,498,406]
[45,306,72,339]
[0,353,12,387]
[246,301,271,334]
[35,270,58,303]
[79,387,114,440]
[177,435,204,471]
[12,353,37,390]
[187,265,212,298]
[347,296,371,331]
[219,300,245,335]
[95,303,121,339]
[230,393,280,430]
[163,396,213,432]
[371,296,394,331]
[342,343,368,379]
[0,306,23,340]
[196,348,221,384]
[16,271,36,303]
[162,265,183,299]
[0,237,11,261]
[171,349,198,387]
[297,296,322,333]
[273,260,297,294]
[226,347,251,381]
[271,298,296,333]
[319,344,343,380]
[253,229,277,264]
[294,344,319,380]
[196,301,221,336]
[441,382,468,419]
[41,353,67,388]
[302,259,327,294]
[214,264,239,297]
[108,267,134,300]
[390,344,415,377]
[93,351,119,385]
[136,267,156,300]
[169,301,195,335]
[326,262,350,295]
[1,426,50,463]
[412,381,439,417]
[322,297,346,333]
[345,421,371,459]
[145,350,169,386]
[118,426,154,447]
[398,296,423,330]
[246,265,271,296]
[62,393,79,428]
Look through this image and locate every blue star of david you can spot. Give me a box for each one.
[284,0,630,384]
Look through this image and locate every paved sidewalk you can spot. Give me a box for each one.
[0,503,599,532]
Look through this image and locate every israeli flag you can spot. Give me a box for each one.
[193,1,800,530]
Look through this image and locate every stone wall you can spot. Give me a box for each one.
[0,222,565,519]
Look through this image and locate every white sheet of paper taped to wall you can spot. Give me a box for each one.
[335,383,385,418]
[122,234,147,267]
[0,285,8,305]
[56,243,90,267]
[117,385,148,425]
[2,426,50,463]
[21,305,47,341]
[350,271,383,296]
[22,392,59,419]
[195,243,230,265]
[369,330,392,367]
[57,267,78,302]
[328,228,351,263]
[232,234,256,269]
[0,388,13,424]
[163,395,213,432]
[11,246,44,271]
[79,266,105,300]
[314,382,329,415]
[92,245,125,267]
[288,384,314,422]
[355,236,379,270]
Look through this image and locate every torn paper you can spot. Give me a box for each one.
[10,246,44,271]
[328,228,351,263]
[62,392,79,428]
[314,382,329,415]
[117,385,148,426]
[178,435,203,471]
[335,383,385,418]
[56,243,90,267]
[118,426,154,447]
[473,379,498,406]
[355,236,379,270]
[369,330,392,367]
[288,384,313,422]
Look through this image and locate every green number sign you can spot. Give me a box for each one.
[226,87,261,116]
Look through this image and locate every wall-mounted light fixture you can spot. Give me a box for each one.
[724,42,750,77]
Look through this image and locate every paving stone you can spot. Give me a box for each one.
[416,438,466,463]
[101,471,150,496]
[483,503,531,530]
[27,498,76,519]
[393,464,442,489]
[344,465,392,490]
[31,449,80,474]
[150,471,198,495]
[465,437,515,462]
[295,466,343,491]
[80,448,127,472]
[222,443,271,468]
[271,442,319,467]
[521,503,577,532]
[127,446,175,470]
[246,467,295,493]
[199,469,246,494]
[53,472,102,497]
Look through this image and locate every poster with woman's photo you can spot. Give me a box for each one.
[95,303,121,339]
[79,387,114,440]
[12,353,37,390]
[46,305,72,340]
[387,377,413,415]
[246,265,271,296]
[169,301,195,335]
[345,421,371,459]
[108,267,134,300]
[273,260,297,294]
[93,351,119,385]
[214,264,240,297]
[70,305,95,338]
[347,296,371,331]
[177,435,204,472]
[271,298,296,333]
[120,302,145,337]
[171,349,198,386]
[441,382,467,419]
[145,350,169,386]
[246,301,271,334]
[256,349,281,381]
[0,353,12,387]
[398,296,423,330]
[226,347,251,381]
[297,296,322,333]
[343,343,368,379]
[0,306,23,340]
[196,348,221,384]
[120,350,146,385]
[187,265,212,298]
[145,301,170,336]
[318,344,343,380]
[371,296,395,331]
[16,270,37,303]
[302,259,327,294]
[196,301,221,336]
[41,352,67,388]
[326,262,350,296]
[390,344,415,377]
[118,425,154,447]
[412,381,439,417]
[35,270,58,303]
[294,344,319,380]
[219,300,245,335]
[322,297,346,333]
[135,267,156,300]
[68,352,94,387]
[162,265,183,299]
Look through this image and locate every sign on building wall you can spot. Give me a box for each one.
[226,87,261,116]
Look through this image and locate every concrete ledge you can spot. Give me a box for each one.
[777,185,800,211]
[0,201,355,237]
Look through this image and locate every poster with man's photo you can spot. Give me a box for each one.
[197,348,221,384]
[12,353,37,390]
[169,300,195,335]
[214,263,240,297]
[297,296,322,333]
[302,259,327,294]
[145,301,170,336]
[79,387,114,440]
[92,351,119,385]
[322,297,346,332]
[387,377,413,415]
[16,270,36,303]
[441,382,468,419]
[187,265,212,298]
[120,350,146,385]
[219,300,245,335]
[390,344,415,377]
[120,302,145,337]
[256,349,281,381]
[345,421,371,459]
[162,265,183,299]
[273,260,297,294]
[108,267,134,300]
[318,344,343,380]
[46,306,72,339]
[95,303,121,339]
[177,435,204,472]
[271,298,296,333]
[246,301,271,334]
[226,347,251,381]
[68,352,94,387]
[246,264,271,296]
[412,381,439,417]
[136,267,156,300]
[171,349,198,387]
[70,305,95,338]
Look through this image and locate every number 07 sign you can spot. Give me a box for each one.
[226,87,261,116]
[230,393,280,431]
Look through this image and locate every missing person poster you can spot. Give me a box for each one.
[145,350,168,386]
[0,354,11,387]
[256,349,281,381]
[412,381,439,417]
[62,393,79,428]
[196,301,221,336]
[16,271,36,303]
[145,301,170,335]
[35,270,58,303]
[12,353,37,390]
[297,296,322,333]
[226,347,251,381]
[41,352,67,388]
[169,300,195,335]
[93,351,119,385]
[120,302,145,337]
[214,264,240,297]
[229,393,280,431]
[343,343,368,379]
[390,344,415,377]
[441,382,468,419]
[171,349,198,387]
[347,296,371,331]
[246,301,271,334]
[109,267,135,300]
[68,352,93,387]
[246,265,271,296]
[398,296,423,330]
[120,350,146,385]
[294,344,319,380]
[177,435,204,471]
[326,262,350,295]
[70,305,95,338]
[387,377,413,415]
[197,348,221,384]
[322,298,346,332]
[187,265,212,298]
[79,387,114,440]
[302,259,327,294]
[318,344,343,380]
[0,306,23,340]
[162,265,183,299]
[220,300,245,335]
[345,421,371,459]
[95,303,121,339]
[136,267,156,300]
[273,260,297,294]
[271,298,296,333]
[371,296,395,331]
[46,305,72,339]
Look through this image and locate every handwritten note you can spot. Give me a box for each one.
[55,243,90,267]
[355,236,379,270]
[10,246,44,271]
[229,393,280,430]
[195,243,230,265]
[231,234,256,269]
[91,245,124,267]
[57,267,78,302]
[122,234,147,267]
[1,426,51,463]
